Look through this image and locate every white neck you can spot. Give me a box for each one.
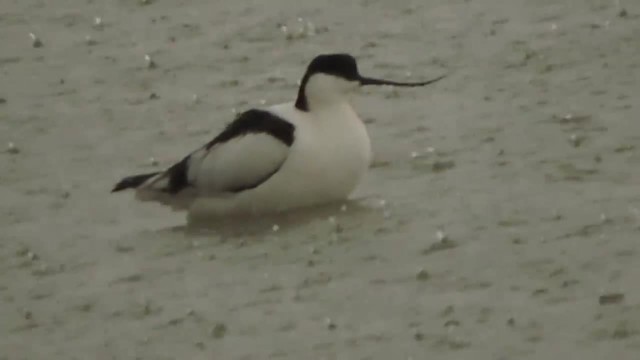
[302,74,357,111]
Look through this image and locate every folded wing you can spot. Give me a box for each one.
[118,109,296,207]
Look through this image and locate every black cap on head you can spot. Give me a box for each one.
[303,53,361,81]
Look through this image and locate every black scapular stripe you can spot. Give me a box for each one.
[205,109,295,150]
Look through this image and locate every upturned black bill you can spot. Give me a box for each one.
[358,74,446,87]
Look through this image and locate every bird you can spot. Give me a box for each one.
[111,53,445,220]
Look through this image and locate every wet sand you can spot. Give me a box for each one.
[2,0,640,359]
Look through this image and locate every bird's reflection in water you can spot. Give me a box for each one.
[159,196,387,238]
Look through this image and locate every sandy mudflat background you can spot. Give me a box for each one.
[2,0,640,359]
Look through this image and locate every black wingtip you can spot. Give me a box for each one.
[111,182,128,192]
[111,172,159,193]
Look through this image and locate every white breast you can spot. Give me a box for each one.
[262,102,372,202]
[295,103,372,196]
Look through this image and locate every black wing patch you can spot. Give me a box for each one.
[163,155,191,194]
[205,109,295,150]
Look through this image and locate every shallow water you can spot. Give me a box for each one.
[2,0,640,359]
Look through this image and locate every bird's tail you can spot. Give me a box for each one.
[111,172,160,192]
[111,171,196,211]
